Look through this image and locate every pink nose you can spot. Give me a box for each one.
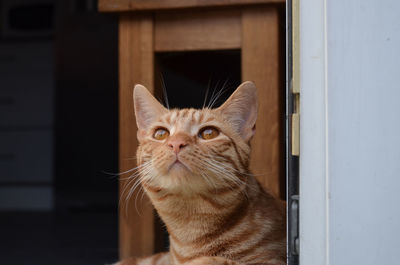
[167,138,188,154]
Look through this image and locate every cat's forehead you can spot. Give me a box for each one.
[158,108,216,129]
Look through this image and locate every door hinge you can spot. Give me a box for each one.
[290,195,300,255]
[291,112,299,156]
[291,80,300,156]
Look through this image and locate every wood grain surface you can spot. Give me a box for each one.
[118,13,155,259]
[155,9,241,52]
[242,7,284,198]
[99,0,285,12]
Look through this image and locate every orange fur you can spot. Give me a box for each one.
[115,82,286,265]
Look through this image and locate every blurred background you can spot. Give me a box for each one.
[0,0,119,264]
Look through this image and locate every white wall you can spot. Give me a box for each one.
[300,0,400,264]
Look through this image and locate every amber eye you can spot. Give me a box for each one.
[153,128,169,140]
[199,127,219,140]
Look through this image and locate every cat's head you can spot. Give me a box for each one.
[134,81,257,195]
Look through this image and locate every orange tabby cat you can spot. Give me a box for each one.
[115,81,286,265]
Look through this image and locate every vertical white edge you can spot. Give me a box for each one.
[299,0,328,265]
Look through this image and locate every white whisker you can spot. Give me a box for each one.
[159,73,170,109]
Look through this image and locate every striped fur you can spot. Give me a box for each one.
[116,82,286,265]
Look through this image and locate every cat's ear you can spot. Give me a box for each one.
[217,81,258,141]
[133,84,167,131]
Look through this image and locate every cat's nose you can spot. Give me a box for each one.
[167,138,188,154]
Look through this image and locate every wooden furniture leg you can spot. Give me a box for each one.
[119,13,155,259]
[242,7,283,198]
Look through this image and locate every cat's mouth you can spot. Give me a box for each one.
[167,158,191,173]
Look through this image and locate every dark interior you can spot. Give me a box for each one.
[0,1,119,264]
[154,50,241,109]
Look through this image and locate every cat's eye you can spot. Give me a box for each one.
[153,128,169,140]
[199,127,219,140]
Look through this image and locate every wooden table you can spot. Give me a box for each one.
[99,0,285,259]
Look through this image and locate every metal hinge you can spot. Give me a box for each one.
[291,82,300,156]
[289,195,300,255]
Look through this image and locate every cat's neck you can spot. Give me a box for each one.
[144,175,263,243]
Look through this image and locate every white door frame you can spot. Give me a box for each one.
[299,0,328,264]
